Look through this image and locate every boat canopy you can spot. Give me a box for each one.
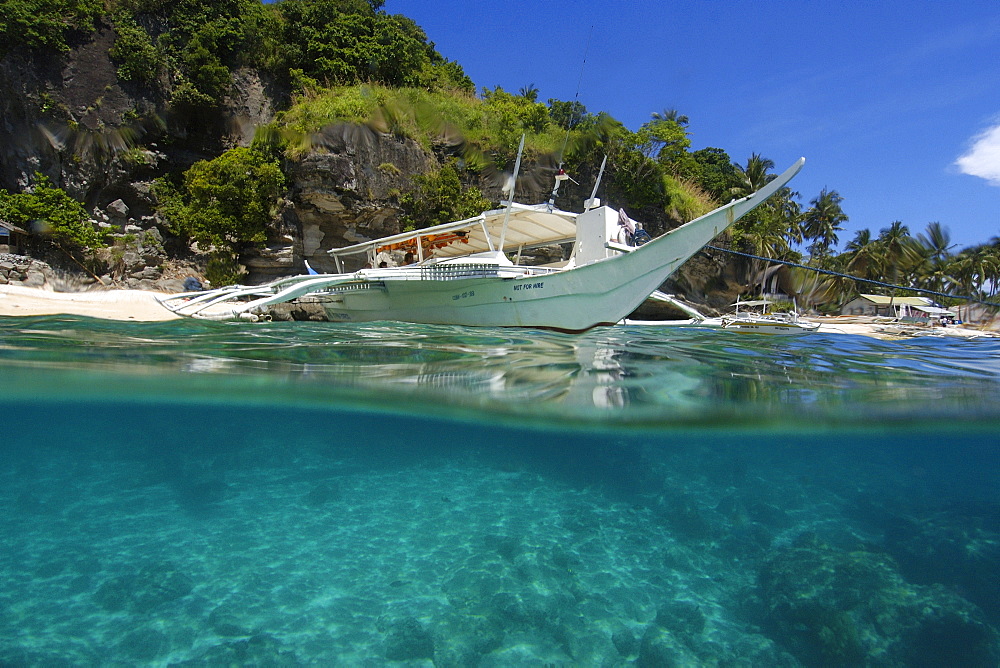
[327,203,578,271]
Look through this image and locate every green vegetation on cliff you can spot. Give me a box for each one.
[0,174,103,251]
[155,147,284,284]
[398,162,491,231]
[0,0,105,54]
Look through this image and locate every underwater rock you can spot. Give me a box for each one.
[171,633,299,666]
[759,534,1000,666]
[489,591,535,628]
[93,562,194,614]
[482,533,523,561]
[661,493,713,540]
[15,490,57,515]
[174,478,227,514]
[434,616,504,665]
[631,600,709,666]
[303,482,341,507]
[208,604,255,637]
[880,507,1000,622]
[637,625,700,667]
[117,627,169,662]
[611,628,638,657]
[654,600,706,640]
[383,617,435,662]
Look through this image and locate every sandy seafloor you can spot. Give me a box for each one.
[2,400,999,666]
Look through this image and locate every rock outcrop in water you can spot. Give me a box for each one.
[759,533,1000,666]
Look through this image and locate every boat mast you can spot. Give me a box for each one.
[548,28,594,213]
[497,134,525,254]
[584,155,607,211]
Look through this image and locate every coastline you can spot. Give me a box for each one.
[0,284,180,322]
[1,284,995,339]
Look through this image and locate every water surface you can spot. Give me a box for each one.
[1,316,998,665]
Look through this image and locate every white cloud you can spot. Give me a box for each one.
[956,124,1000,186]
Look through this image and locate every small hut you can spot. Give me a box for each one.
[0,220,28,255]
[840,294,955,322]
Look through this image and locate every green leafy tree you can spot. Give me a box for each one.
[156,148,285,283]
[651,108,689,126]
[635,118,690,165]
[479,87,550,157]
[603,124,665,209]
[275,1,468,91]
[0,174,102,250]
[729,153,775,198]
[874,220,915,292]
[109,15,163,83]
[916,222,954,263]
[0,0,105,53]
[725,155,806,291]
[398,162,492,231]
[690,147,739,200]
[547,98,592,132]
[844,228,882,282]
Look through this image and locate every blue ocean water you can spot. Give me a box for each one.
[1,316,999,665]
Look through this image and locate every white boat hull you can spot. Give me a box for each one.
[721,319,820,334]
[317,249,701,330]
[160,159,805,331]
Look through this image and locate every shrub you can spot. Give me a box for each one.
[156,147,285,253]
[110,16,162,83]
[0,174,103,250]
[0,0,105,54]
[398,162,491,231]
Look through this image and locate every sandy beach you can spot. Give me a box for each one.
[0,284,180,321]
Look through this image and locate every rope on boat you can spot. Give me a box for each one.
[702,245,1000,308]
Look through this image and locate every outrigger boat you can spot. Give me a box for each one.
[159,157,805,332]
[720,298,820,334]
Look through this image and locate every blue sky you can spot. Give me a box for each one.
[386,0,1000,251]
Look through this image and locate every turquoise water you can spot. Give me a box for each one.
[1,316,999,665]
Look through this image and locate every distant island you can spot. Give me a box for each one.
[1,0,997,317]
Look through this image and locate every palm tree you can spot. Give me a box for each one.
[725,155,806,293]
[802,188,847,260]
[518,84,539,102]
[908,222,957,295]
[841,228,877,289]
[876,221,913,291]
[917,222,954,262]
[729,154,775,199]
[651,108,689,126]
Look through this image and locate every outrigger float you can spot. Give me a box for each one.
[159,157,805,332]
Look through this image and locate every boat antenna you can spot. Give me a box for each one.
[547,25,593,211]
[498,133,525,254]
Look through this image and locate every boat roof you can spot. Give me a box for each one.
[857,294,934,306]
[328,203,579,261]
[915,305,956,316]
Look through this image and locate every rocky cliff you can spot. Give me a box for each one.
[0,23,468,288]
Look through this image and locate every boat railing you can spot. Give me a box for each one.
[355,264,562,281]
[420,263,501,280]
